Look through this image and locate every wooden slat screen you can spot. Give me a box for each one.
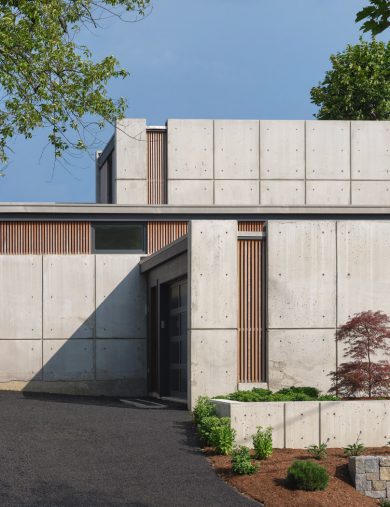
[147,221,188,254]
[0,222,91,254]
[238,221,265,232]
[147,129,167,204]
[238,238,263,383]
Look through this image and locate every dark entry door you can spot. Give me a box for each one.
[168,279,187,399]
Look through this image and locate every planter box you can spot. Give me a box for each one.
[213,399,390,448]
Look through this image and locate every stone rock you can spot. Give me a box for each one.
[349,456,365,475]
[372,480,386,491]
[366,472,379,481]
[355,474,371,491]
[365,457,379,474]
[380,457,390,467]
[380,467,390,481]
[365,490,386,499]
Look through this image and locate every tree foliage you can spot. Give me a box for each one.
[310,38,390,120]
[0,1,150,163]
[329,311,390,398]
[356,0,390,36]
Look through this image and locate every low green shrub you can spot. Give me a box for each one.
[213,386,340,403]
[344,440,365,457]
[286,460,329,491]
[252,426,273,460]
[380,500,390,507]
[276,386,320,398]
[231,446,258,475]
[211,419,236,455]
[306,439,329,460]
[193,396,216,425]
[197,416,221,446]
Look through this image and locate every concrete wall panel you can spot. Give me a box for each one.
[352,181,390,206]
[337,221,390,324]
[43,340,94,380]
[115,118,147,179]
[267,221,336,328]
[167,119,213,179]
[321,400,390,447]
[43,256,95,339]
[96,255,146,338]
[215,180,259,205]
[285,402,320,448]
[260,120,305,179]
[190,330,237,402]
[190,220,237,328]
[268,329,336,393]
[0,256,42,339]
[168,180,213,205]
[351,121,390,180]
[260,181,304,206]
[306,181,350,205]
[306,121,350,180]
[0,340,42,381]
[96,339,146,380]
[115,180,147,205]
[214,120,259,179]
[231,402,285,448]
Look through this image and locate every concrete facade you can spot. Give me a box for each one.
[0,254,147,396]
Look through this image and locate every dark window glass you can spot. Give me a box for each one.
[93,223,144,252]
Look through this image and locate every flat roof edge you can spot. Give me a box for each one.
[139,236,188,273]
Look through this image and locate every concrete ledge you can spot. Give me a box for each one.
[213,399,390,448]
[0,379,147,397]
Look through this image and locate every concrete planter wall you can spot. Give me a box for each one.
[213,399,390,448]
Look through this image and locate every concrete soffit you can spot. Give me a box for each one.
[139,235,188,273]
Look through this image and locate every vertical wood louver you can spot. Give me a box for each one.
[238,221,265,383]
[147,129,167,204]
[0,222,91,254]
[147,221,188,254]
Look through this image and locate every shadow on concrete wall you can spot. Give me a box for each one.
[19,258,148,398]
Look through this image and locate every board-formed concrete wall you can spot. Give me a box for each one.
[0,254,147,396]
[188,220,238,407]
[267,220,390,392]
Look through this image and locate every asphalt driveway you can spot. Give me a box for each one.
[0,392,257,506]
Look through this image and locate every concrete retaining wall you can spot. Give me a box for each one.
[0,254,147,397]
[213,399,390,448]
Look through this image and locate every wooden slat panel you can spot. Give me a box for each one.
[238,221,265,232]
[147,129,167,205]
[147,221,188,254]
[0,222,91,254]
[238,238,263,383]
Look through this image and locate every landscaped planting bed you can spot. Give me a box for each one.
[210,447,390,507]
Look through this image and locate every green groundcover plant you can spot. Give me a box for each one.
[214,386,339,403]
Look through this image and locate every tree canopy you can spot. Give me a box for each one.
[356,0,390,36]
[0,1,150,163]
[310,38,390,120]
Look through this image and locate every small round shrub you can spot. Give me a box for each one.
[211,419,236,455]
[231,446,258,475]
[197,416,221,446]
[193,396,216,425]
[252,426,273,460]
[286,460,329,491]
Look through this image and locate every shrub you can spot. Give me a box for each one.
[276,386,320,398]
[231,446,258,475]
[306,440,329,460]
[252,426,273,460]
[344,434,366,457]
[287,460,329,491]
[380,500,390,507]
[193,396,216,425]
[197,416,221,446]
[211,419,236,455]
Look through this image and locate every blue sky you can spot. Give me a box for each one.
[0,0,382,203]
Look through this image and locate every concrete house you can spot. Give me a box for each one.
[1,118,389,408]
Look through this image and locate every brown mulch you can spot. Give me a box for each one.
[209,447,390,507]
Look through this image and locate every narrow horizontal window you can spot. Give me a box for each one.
[93,223,145,253]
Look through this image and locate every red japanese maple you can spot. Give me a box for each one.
[329,310,390,398]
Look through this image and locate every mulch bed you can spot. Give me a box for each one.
[209,447,390,507]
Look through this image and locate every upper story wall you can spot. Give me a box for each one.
[97,119,390,207]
